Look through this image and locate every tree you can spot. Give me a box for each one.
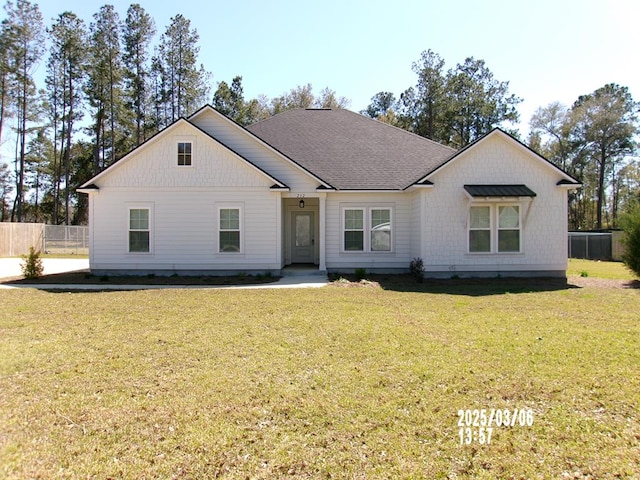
[213,75,248,123]
[122,3,155,145]
[0,162,11,221]
[3,0,44,221]
[0,17,15,149]
[382,50,521,147]
[408,49,446,139]
[620,202,640,278]
[154,14,209,125]
[24,128,52,222]
[569,84,638,229]
[362,91,397,119]
[529,102,572,170]
[86,4,123,175]
[46,11,87,225]
[443,57,521,147]
[267,84,349,116]
[315,87,350,109]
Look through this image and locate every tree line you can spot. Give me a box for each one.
[0,1,637,230]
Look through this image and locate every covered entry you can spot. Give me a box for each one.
[282,196,324,268]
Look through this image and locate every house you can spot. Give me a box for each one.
[78,105,580,278]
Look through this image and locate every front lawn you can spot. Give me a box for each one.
[1,282,638,478]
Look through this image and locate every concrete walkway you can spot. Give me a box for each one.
[0,258,328,290]
[0,257,89,278]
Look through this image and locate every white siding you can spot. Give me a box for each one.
[422,134,569,276]
[98,123,273,189]
[90,188,281,273]
[190,108,321,192]
[88,123,284,273]
[325,192,413,272]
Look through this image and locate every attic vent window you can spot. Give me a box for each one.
[177,142,192,166]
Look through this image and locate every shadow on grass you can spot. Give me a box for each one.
[331,274,582,296]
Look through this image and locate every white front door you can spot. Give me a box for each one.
[291,211,314,263]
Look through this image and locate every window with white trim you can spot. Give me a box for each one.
[468,204,520,253]
[177,142,192,166]
[342,207,393,252]
[344,209,364,251]
[219,207,241,252]
[129,208,150,253]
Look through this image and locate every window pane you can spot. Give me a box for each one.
[371,230,391,251]
[129,231,149,252]
[499,230,520,252]
[295,214,311,247]
[130,209,148,230]
[220,209,239,230]
[499,206,519,228]
[220,231,240,252]
[345,210,363,230]
[469,230,491,252]
[371,209,390,228]
[470,206,490,228]
[344,231,364,251]
[178,142,192,166]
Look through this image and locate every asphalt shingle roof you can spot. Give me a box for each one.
[246,108,457,190]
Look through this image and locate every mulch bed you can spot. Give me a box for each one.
[1,271,280,286]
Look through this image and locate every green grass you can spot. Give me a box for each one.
[1,283,639,478]
[567,258,636,280]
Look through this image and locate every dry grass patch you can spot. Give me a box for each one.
[1,284,639,478]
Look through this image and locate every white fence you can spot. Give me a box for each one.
[0,223,89,256]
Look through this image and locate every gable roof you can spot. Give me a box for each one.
[417,128,580,186]
[246,108,456,190]
[79,117,288,190]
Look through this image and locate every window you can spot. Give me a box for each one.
[342,207,393,252]
[469,206,491,252]
[129,208,150,252]
[177,142,192,166]
[219,208,241,252]
[498,206,520,252]
[468,204,520,253]
[371,209,391,251]
[344,209,364,251]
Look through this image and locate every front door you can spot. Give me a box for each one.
[291,211,315,263]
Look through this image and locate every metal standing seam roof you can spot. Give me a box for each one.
[246,108,457,190]
[464,184,537,197]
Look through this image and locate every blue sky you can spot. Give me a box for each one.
[21,0,640,135]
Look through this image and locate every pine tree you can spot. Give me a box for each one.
[86,4,124,174]
[122,3,155,146]
[4,0,44,222]
[46,12,87,224]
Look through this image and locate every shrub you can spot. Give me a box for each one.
[21,246,44,279]
[354,268,366,281]
[409,257,424,283]
[620,202,640,278]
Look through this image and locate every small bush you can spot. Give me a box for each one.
[409,257,424,283]
[620,203,640,278]
[580,270,589,278]
[355,268,366,281]
[21,246,44,279]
